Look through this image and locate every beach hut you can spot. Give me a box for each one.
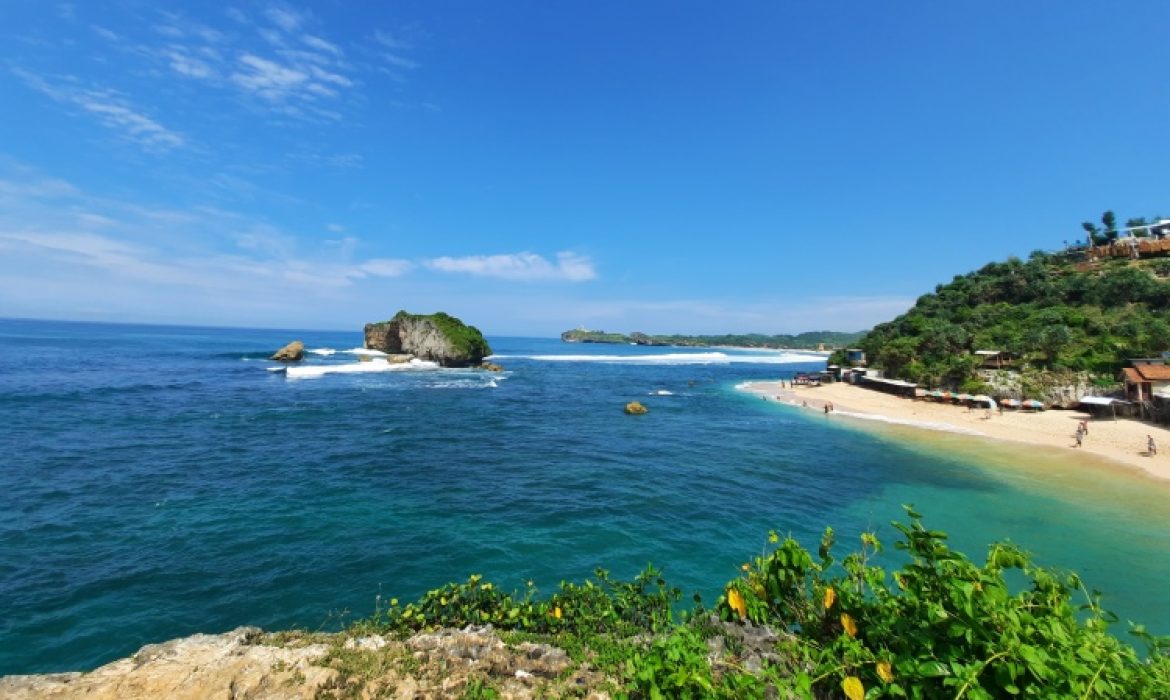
[1078,396,1122,420]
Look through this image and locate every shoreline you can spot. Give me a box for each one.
[738,380,1170,482]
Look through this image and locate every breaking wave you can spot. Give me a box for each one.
[284,358,438,379]
[488,351,823,365]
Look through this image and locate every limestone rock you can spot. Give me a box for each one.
[624,401,648,415]
[481,362,504,372]
[0,627,334,700]
[0,626,613,700]
[364,311,491,368]
[270,340,305,362]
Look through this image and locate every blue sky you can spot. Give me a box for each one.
[2,2,1168,336]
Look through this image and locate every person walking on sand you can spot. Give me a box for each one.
[1074,427,1083,448]
[1149,435,1158,456]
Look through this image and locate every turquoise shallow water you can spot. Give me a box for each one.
[1,319,1168,675]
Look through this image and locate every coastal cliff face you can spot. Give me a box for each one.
[0,626,610,700]
[364,311,491,368]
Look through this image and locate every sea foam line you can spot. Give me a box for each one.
[488,351,822,365]
[308,347,387,357]
[285,358,438,379]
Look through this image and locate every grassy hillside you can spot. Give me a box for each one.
[849,252,1170,387]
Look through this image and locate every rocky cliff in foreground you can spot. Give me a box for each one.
[364,311,491,368]
[0,626,609,700]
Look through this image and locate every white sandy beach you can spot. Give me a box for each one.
[740,380,1170,482]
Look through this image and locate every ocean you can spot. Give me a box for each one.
[2,318,1168,675]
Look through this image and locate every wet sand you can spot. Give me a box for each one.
[739,381,1170,482]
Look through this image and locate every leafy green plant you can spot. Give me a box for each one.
[714,507,1170,699]
[349,512,1170,699]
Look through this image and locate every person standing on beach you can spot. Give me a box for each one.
[1074,427,1083,448]
[1149,435,1158,456]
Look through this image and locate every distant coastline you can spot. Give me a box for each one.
[560,327,862,351]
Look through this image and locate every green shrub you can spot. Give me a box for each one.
[354,511,1170,698]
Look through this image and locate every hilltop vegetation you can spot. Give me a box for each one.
[562,328,863,350]
[847,251,1170,387]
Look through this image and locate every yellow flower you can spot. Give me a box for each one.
[553,606,562,619]
[768,531,779,544]
[842,676,865,700]
[727,587,747,619]
[741,563,751,572]
[840,613,858,637]
[823,587,837,610]
[876,661,894,683]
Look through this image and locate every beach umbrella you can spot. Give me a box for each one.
[1001,398,1020,408]
[972,394,992,403]
[1023,399,1045,410]
[956,393,972,401]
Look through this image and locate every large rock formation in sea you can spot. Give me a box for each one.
[364,311,491,368]
[269,340,304,362]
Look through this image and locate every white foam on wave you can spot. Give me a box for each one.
[266,366,287,373]
[348,347,387,356]
[650,389,674,396]
[426,378,499,390]
[309,347,386,357]
[286,357,439,379]
[489,351,822,365]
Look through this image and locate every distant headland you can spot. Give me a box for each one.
[560,327,862,351]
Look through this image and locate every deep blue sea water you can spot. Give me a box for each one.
[2,318,1169,675]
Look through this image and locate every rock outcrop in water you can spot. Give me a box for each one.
[364,311,491,368]
[0,626,609,700]
[269,340,304,362]
[624,401,648,415]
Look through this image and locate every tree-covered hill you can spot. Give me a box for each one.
[849,252,1170,387]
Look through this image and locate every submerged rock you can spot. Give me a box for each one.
[481,362,504,372]
[269,340,304,362]
[364,311,491,368]
[624,401,648,415]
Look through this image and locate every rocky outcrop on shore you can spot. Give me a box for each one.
[978,368,1104,408]
[364,311,491,368]
[0,626,611,700]
[270,340,304,362]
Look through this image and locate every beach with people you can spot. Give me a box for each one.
[740,379,1170,481]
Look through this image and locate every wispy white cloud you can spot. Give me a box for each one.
[13,69,184,152]
[266,6,307,34]
[166,49,216,79]
[372,27,422,74]
[91,25,120,42]
[356,258,414,278]
[425,252,597,282]
[231,53,308,100]
[0,168,416,306]
[302,34,341,56]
